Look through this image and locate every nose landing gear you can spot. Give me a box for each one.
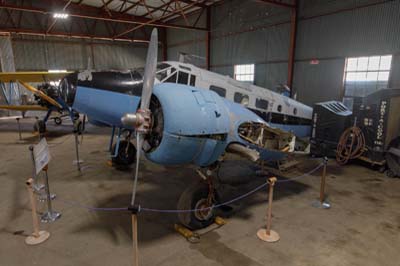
[111,140,136,168]
[177,163,221,230]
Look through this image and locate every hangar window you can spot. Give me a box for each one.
[210,86,226,97]
[234,64,254,83]
[234,92,249,106]
[177,71,189,85]
[343,55,392,109]
[255,98,269,110]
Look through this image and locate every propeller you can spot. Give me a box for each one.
[121,28,158,207]
[17,80,63,109]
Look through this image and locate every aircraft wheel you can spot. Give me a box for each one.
[54,117,62,125]
[177,182,217,230]
[34,120,46,134]
[112,140,136,167]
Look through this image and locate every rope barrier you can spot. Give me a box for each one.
[57,198,128,212]
[56,163,324,214]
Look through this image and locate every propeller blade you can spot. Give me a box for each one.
[140,28,158,111]
[127,28,158,207]
[18,80,63,109]
[130,133,144,206]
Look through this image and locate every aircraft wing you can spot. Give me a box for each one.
[0,72,67,109]
[0,72,72,83]
[0,105,48,111]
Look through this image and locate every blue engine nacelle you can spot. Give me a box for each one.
[145,83,231,166]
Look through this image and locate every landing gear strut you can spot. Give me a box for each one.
[33,120,46,134]
[112,140,136,168]
[177,163,220,230]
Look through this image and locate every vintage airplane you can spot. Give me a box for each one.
[0,29,313,228]
[0,71,84,132]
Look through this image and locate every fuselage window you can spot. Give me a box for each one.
[190,75,196,86]
[277,105,282,112]
[293,108,297,115]
[210,85,226,97]
[165,72,177,83]
[234,92,249,106]
[177,71,189,85]
[255,98,269,110]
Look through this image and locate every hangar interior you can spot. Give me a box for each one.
[0,0,399,266]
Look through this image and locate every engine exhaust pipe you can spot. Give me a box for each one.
[226,143,260,162]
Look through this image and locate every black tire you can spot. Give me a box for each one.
[33,120,46,133]
[54,117,62,125]
[385,169,395,178]
[111,141,136,167]
[177,182,217,230]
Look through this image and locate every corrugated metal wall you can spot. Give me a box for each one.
[167,0,400,106]
[11,36,150,71]
[0,35,20,115]
[167,9,207,65]
[295,0,400,105]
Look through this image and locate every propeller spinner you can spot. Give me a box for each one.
[121,28,158,207]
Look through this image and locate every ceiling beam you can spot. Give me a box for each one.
[113,0,204,38]
[179,0,208,8]
[257,0,296,9]
[141,0,173,19]
[0,2,208,31]
[0,27,151,43]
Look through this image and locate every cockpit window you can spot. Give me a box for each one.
[157,63,171,71]
[165,72,177,83]
[177,71,189,85]
[190,75,196,86]
[157,67,176,82]
[156,69,168,81]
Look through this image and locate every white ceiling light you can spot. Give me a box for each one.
[53,13,69,19]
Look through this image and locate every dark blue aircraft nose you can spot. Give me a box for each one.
[59,70,144,107]
[59,73,78,106]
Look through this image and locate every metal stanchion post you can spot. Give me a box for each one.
[312,157,331,209]
[74,132,82,172]
[25,178,50,245]
[29,146,44,193]
[132,214,139,266]
[129,205,140,266]
[16,118,22,140]
[41,166,61,223]
[257,177,280,242]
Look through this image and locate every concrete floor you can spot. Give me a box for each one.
[0,117,399,266]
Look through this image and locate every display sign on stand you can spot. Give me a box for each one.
[33,138,51,175]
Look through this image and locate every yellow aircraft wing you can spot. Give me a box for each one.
[0,105,48,111]
[0,71,72,83]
